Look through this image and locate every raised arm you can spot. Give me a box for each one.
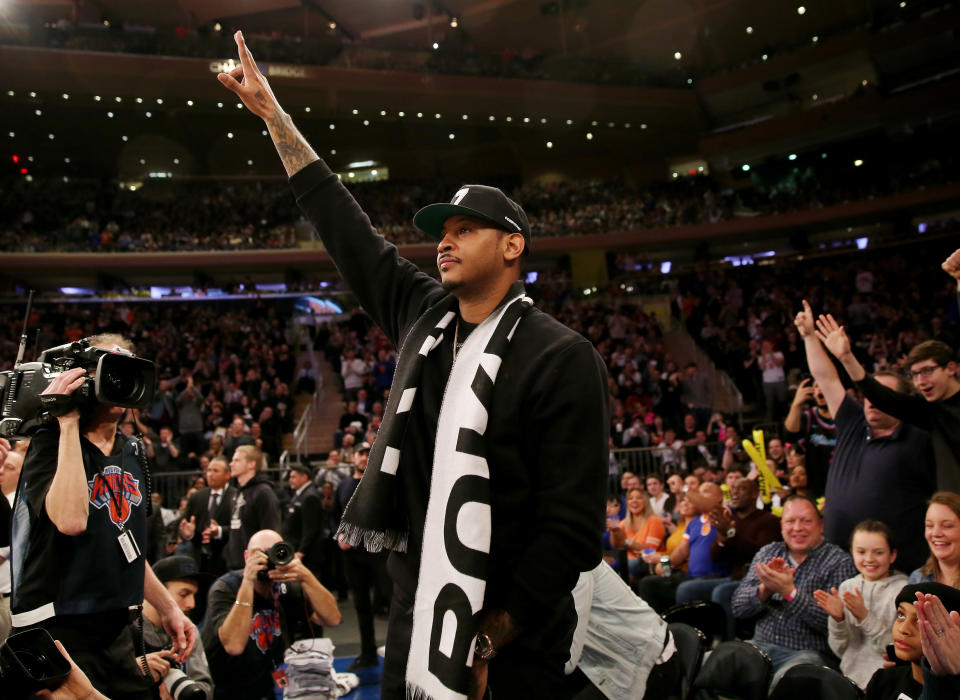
[42,368,91,535]
[816,313,929,427]
[794,301,846,419]
[217,32,318,178]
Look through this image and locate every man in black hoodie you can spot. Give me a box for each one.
[224,445,280,571]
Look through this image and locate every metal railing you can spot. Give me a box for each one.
[610,441,724,479]
[279,321,324,471]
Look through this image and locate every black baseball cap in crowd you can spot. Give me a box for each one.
[289,463,313,478]
[413,185,531,253]
[152,555,212,584]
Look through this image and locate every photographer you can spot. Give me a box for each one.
[118,556,213,700]
[202,529,340,700]
[9,334,196,699]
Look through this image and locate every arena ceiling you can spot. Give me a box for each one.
[10,0,891,81]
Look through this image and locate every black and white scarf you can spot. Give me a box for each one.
[336,292,532,700]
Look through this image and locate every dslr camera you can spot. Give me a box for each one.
[256,541,296,582]
[0,338,156,438]
[144,643,207,700]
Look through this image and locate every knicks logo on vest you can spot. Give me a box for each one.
[88,466,143,529]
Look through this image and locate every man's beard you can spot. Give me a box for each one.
[441,279,463,293]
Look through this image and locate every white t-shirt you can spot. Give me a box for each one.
[761,351,785,383]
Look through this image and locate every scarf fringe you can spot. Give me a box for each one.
[405,681,440,700]
[336,521,408,553]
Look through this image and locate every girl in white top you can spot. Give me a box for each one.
[814,520,908,689]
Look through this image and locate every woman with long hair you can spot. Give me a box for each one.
[612,488,665,585]
[909,492,960,588]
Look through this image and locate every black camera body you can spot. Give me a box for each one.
[256,541,296,582]
[0,338,156,438]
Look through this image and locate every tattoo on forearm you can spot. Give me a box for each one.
[254,91,268,109]
[266,111,319,178]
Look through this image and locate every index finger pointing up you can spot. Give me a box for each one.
[235,31,258,80]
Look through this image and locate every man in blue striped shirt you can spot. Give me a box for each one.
[731,494,856,685]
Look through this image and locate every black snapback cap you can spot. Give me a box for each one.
[152,555,211,584]
[413,185,531,252]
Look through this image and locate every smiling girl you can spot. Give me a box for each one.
[909,492,960,588]
[815,520,907,689]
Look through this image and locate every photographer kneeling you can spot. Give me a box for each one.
[201,529,340,700]
[9,334,196,699]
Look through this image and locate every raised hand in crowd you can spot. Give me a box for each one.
[815,313,852,360]
[179,515,197,540]
[794,299,817,337]
[943,248,960,286]
[916,592,960,676]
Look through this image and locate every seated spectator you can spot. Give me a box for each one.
[638,482,728,612]
[815,520,909,689]
[908,492,960,587]
[222,418,254,461]
[202,529,340,700]
[705,477,782,638]
[722,465,747,504]
[656,429,686,471]
[151,426,182,472]
[732,494,858,683]
[611,489,666,585]
[864,582,960,700]
[665,473,685,521]
[776,464,810,501]
[645,472,672,518]
[338,400,368,433]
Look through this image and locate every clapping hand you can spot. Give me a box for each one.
[916,592,960,676]
[842,587,868,622]
[814,587,845,622]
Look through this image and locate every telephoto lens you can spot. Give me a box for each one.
[162,667,207,700]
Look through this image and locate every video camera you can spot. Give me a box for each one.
[0,628,71,697]
[0,338,156,438]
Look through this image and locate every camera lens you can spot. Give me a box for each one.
[268,542,295,567]
[101,366,142,402]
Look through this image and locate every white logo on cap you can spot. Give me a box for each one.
[452,187,470,205]
[504,216,521,231]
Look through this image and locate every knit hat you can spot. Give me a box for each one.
[896,582,960,613]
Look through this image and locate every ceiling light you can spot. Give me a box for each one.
[8,132,13,137]
[586,133,593,140]
[432,42,439,50]
[797,6,806,14]
[462,114,468,120]
[363,119,370,126]
[741,164,750,171]
[854,159,863,167]
[812,93,818,100]
[156,98,163,104]
[29,91,36,97]
[398,111,405,117]
[145,111,151,118]
[788,153,797,160]
[672,172,678,178]
[261,130,267,136]
[607,122,614,127]
[523,117,530,123]
[625,123,631,128]
[305,106,311,113]
[861,79,868,86]
[348,172,355,178]
[6,90,13,96]
[687,78,694,84]
[449,133,455,139]
[115,96,122,102]
[762,54,768,61]
[674,51,682,60]
[94,95,102,101]
[328,21,336,30]
[48,133,54,140]
[380,110,387,116]
[122,135,128,141]
[139,158,146,164]
[505,116,512,122]
[329,123,335,129]
[173,157,179,163]
[489,115,495,121]
[107,111,113,118]
[541,118,547,124]
[546,141,553,148]
[812,35,819,43]
[34,109,41,116]
[217,102,223,108]
[348,160,375,168]
[435,113,441,118]
[236,103,242,109]
[213,22,222,32]
[187,100,194,106]
[62,93,69,99]
[371,169,378,176]
[641,123,648,129]
[227,132,234,139]
[136,97,143,103]
[566,119,573,125]
[746,26,753,34]
[450,17,458,28]
[352,109,359,115]
[247,159,253,165]
[899,1,906,6]
[417,112,423,118]
[330,149,336,155]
